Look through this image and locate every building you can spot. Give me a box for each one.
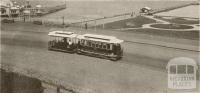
[140,7,153,15]
[0,0,20,17]
[1,0,44,17]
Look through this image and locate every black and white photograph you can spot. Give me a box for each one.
[0,0,199,93]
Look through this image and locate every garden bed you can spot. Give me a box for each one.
[150,24,193,29]
[97,16,157,29]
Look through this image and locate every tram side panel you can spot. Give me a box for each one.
[76,39,123,60]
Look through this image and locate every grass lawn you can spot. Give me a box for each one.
[154,16,199,24]
[150,24,194,29]
[124,28,199,40]
[1,22,52,32]
[96,16,156,29]
[2,22,198,40]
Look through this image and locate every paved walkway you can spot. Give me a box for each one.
[70,13,137,27]
[144,15,170,24]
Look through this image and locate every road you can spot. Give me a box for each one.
[1,23,199,93]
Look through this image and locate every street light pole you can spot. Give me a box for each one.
[95,20,97,32]
[62,16,65,25]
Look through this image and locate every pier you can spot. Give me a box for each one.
[150,2,199,14]
[42,4,66,16]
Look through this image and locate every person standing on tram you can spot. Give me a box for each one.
[63,38,68,49]
[112,44,117,55]
[77,41,81,49]
[68,39,73,49]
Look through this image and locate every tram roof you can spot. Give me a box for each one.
[48,31,78,38]
[77,34,124,44]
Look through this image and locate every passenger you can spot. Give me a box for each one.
[68,39,73,49]
[85,23,88,29]
[131,12,133,17]
[63,38,67,43]
[77,41,81,48]
[69,40,72,46]
[112,44,117,55]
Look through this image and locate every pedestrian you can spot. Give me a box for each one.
[131,12,133,17]
[85,22,88,29]
[23,17,25,22]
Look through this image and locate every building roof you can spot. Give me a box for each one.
[10,7,19,9]
[48,31,78,38]
[36,5,42,8]
[142,7,152,10]
[77,34,124,44]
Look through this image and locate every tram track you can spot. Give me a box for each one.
[1,29,168,69]
[125,40,199,52]
[1,29,199,93]
[1,29,199,69]
[1,29,199,52]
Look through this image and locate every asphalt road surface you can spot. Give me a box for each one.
[1,23,199,93]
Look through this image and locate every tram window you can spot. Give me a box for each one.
[86,42,90,46]
[84,40,87,45]
[170,65,176,74]
[81,40,85,45]
[56,37,60,42]
[96,43,99,48]
[107,44,110,50]
[63,38,67,42]
[81,40,84,44]
[177,65,186,74]
[89,42,92,47]
[92,43,95,48]
[187,65,194,74]
[60,37,62,41]
[103,44,106,49]
[116,44,121,50]
[99,44,102,48]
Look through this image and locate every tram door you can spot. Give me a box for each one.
[167,57,198,89]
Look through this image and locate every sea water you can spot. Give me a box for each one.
[28,1,195,23]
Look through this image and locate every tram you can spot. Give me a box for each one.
[48,31,78,53]
[77,34,124,60]
[48,31,124,60]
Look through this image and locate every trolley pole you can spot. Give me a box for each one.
[95,20,97,31]
[62,16,65,25]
